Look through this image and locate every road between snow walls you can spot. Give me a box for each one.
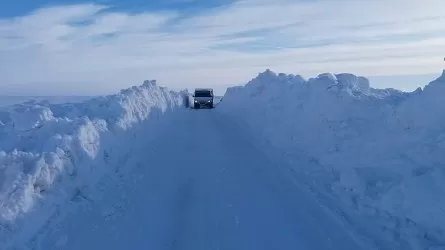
[0,70,444,250]
[218,69,445,250]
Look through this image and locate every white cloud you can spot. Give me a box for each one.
[1,0,445,95]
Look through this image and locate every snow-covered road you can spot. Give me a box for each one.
[37,109,365,250]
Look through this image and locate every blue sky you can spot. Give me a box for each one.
[0,0,234,17]
[0,0,445,95]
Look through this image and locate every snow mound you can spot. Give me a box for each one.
[219,70,445,250]
[0,81,186,248]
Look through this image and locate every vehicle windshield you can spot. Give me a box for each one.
[194,91,212,97]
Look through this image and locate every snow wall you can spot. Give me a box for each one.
[218,69,445,250]
[0,80,187,248]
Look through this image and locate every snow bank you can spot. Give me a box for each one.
[0,80,186,248]
[218,69,445,250]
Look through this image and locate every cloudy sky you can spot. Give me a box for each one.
[1,0,444,95]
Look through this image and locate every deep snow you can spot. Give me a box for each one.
[0,80,186,249]
[218,69,445,250]
[0,71,444,250]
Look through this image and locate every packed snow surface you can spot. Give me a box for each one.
[1,70,445,250]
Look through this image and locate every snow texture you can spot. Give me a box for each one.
[1,70,445,250]
[24,109,365,250]
[0,80,186,249]
[218,69,445,250]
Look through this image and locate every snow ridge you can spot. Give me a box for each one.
[0,81,186,248]
[219,70,445,250]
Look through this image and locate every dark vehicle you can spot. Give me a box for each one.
[193,88,214,109]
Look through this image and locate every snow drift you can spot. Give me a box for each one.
[218,69,445,250]
[0,80,186,248]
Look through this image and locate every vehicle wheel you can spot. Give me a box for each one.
[194,103,199,109]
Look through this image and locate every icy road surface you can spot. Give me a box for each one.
[38,109,365,250]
